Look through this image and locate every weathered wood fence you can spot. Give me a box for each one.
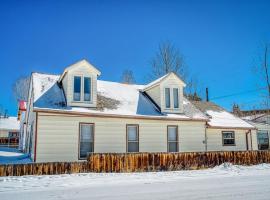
[0,151,270,176]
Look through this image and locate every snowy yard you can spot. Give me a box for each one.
[0,163,270,200]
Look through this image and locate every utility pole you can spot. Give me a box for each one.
[206,88,209,102]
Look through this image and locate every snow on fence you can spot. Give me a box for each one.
[0,151,270,176]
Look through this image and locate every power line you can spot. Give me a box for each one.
[210,87,267,100]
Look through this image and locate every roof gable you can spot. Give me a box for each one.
[58,59,101,82]
[143,72,186,91]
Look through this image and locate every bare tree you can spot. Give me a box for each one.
[121,70,135,84]
[150,41,188,80]
[254,43,270,108]
[12,76,30,101]
[149,41,202,100]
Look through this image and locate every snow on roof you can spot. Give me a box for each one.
[241,113,267,121]
[0,117,20,131]
[32,73,66,109]
[191,101,254,129]
[32,73,207,121]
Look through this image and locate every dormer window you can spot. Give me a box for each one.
[73,76,81,101]
[165,88,171,108]
[73,76,92,102]
[84,77,91,101]
[173,88,179,108]
[165,87,180,110]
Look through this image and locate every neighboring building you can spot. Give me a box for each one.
[233,106,270,150]
[233,105,270,124]
[17,100,27,151]
[0,116,20,148]
[22,59,257,163]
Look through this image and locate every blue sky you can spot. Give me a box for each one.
[0,0,269,116]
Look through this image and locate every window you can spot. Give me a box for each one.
[127,125,139,152]
[165,88,170,108]
[79,123,94,159]
[73,76,81,101]
[173,88,179,108]
[257,130,269,150]
[167,126,178,152]
[222,131,235,146]
[84,77,91,101]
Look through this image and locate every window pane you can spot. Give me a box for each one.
[224,139,235,145]
[168,142,178,152]
[168,127,177,141]
[128,142,139,152]
[165,88,170,108]
[84,77,91,101]
[128,126,138,141]
[173,88,179,108]
[74,76,81,101]
[80,124,94,159]
[223,132,234,139]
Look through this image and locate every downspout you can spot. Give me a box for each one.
[249,129,253,150]
[245,131,249,150]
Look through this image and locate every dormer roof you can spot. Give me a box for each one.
[142,72,186,91]
[58,59,101,83]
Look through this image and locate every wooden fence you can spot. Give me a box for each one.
[0,151,270,176]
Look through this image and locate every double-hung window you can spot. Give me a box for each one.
[167,126,178,152]
[222,131,235,146]
[73,76,92,102]
[165,88,179,109]
[79,123,94,159]
[127,125,139,152]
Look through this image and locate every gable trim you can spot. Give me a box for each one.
[58,59,101,83]
[143,72,186,92]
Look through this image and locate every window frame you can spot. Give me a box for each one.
[257,130,269,150]
[167,125,179,152]
[73,75,93,103]
[126,124,139,153]
[78,122,95,160]
[222,131,235,146]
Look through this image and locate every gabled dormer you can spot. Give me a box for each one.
[143,72,186,113]
[58,59,101,108]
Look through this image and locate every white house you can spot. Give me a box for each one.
[22,59,257,162]
[0,116,20,148]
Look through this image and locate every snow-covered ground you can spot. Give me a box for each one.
[0,148,31,164]
[1,163,270,200]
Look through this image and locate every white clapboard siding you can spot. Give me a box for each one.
[36,113,206,162]
[145,85,161,107]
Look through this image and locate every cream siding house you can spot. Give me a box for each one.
[22,59,257,162]
[191,101,257,151]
